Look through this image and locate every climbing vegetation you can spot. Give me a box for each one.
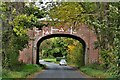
[49,2,120,77]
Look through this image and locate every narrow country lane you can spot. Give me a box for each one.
[34,60,88,78]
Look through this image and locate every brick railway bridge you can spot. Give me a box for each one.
[19,24,98,65]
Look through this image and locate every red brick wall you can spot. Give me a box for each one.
[19,25,99,64]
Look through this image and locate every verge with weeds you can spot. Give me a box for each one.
[2,64,45,78]
[80,63,116,78]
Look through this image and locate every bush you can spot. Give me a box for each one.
[85,63,104,70]
[2,64,43,78]
[80,63,112,78]
[67,42,84,67]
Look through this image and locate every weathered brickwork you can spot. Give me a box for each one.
[19,24,99,64]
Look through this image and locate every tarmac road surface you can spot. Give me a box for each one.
[35,61,88,78]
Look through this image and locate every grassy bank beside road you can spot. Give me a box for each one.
[43,58,56,63]
[2,64,45,78]
[80,63,114,78]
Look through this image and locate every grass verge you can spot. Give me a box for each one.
[43,58,56,62]
[2,64,45,78]
[80,64,113,78]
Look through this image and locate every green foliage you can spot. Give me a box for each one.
[100,49,111,69]
[12,14,37,36]
[2,64,42,78]
[40,37,68,58]
[67,40,84,67]
[108,37,120,78]
[1,2,46,70]
[80,2,98,14]
[80,64,112,78]
[40,37,84,67]
[49,2,85,28]
[85,63,104,70]
[86,2,120,78]
[1,2,29,69]
[24,3,46,29]
[43,58,56,62]
[2,33,29,69]
[48,2,120,77]
[24,3,46,18]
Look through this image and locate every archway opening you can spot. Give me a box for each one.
[36,34,86,66]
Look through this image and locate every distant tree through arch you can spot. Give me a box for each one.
[36,34,86,65]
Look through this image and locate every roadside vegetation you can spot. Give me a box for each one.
[80,63,114,78]
[2,64,44,78]
[48,2,120,78]
[43,58,56,63]
[1,2,46,78]
[1,2,120,79]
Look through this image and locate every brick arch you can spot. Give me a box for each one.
[36,34,87,65]
[19,24,99,64]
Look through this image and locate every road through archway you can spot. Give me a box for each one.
[36,34,86,65]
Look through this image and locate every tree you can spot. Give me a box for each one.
[48,2,120,77]
[86,2,120,77]
[67,39,84,67]
[40,37,68,58]
[40,37,84,67]
[1,2,46,69]
[1,2,29,69]
[49,2,85,30]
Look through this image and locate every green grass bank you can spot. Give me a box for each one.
[43,58,56,62]
[2,64,45,79]
[80,63,115,78]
